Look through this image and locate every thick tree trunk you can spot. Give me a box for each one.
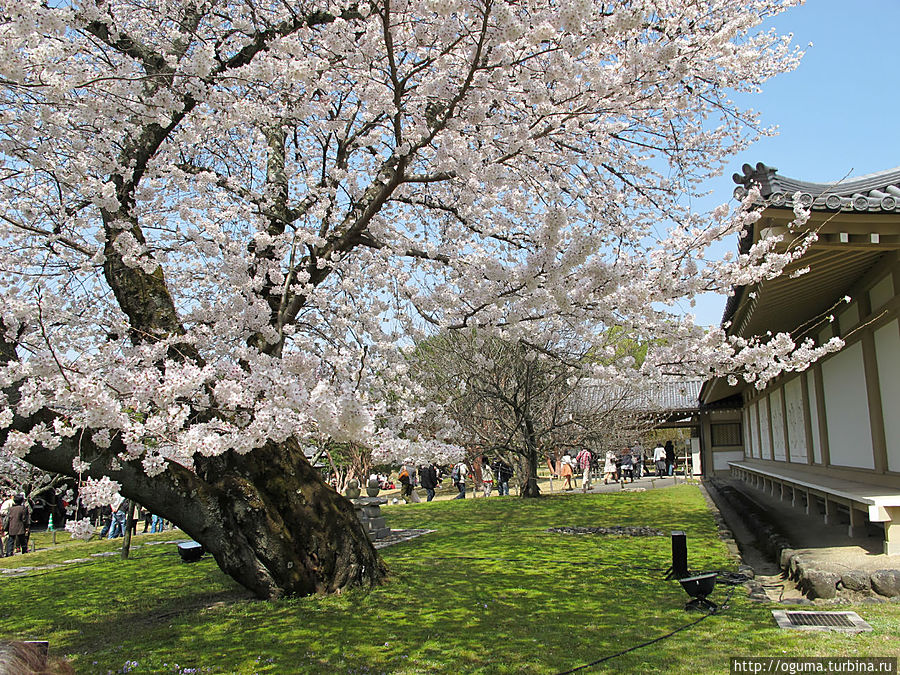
[15,413,387,599]
[519,419,542,498]
[520,444,541,498]
[188,440,388,599]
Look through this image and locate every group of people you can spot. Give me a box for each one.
[374,440,683,505]
[450,456,515,499]
[554,439,682,489]
[554,448,595,492]
[393,456,515,501]
[0,492,31,557]
[652,440,678,477]
[96,499,168,539]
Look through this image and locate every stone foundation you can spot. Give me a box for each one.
[708,479,900,602]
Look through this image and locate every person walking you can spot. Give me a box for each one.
[107,497,127,539]
[418,463,438,502]
[98,503,113,538]
[493,458,513,496]
[665,440,676,476]
[0,491,13,557]
[480,457,494,497]
[575,447,593,493]
[603,450,617,484]
[4,495,30,556]
[619,449,634,484]
[559,452,575,490]
[452,460,468,499]
[630,442,644,479]
[398,463,416,502]
[653,441,667,477]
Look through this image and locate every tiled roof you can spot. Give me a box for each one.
[578,378,702,413]
[732,162,900,213]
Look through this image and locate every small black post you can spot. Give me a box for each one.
[664,530,689,580]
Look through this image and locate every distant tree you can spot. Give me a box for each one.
[318,441,374,494]
[412,329,652,496]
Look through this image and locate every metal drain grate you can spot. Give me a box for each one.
[788,612,855,628]
[772,611,873,632]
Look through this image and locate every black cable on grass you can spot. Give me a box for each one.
[554,583,740,675]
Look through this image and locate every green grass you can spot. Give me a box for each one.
[1,485,897,674]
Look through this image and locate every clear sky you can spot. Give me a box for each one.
[687,0,900,327]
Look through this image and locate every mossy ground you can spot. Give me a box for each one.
[1,485,897,674]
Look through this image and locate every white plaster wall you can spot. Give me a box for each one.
[869,274,894,310]
[749,402,760,459]
[807,372,822,464]
[770,389,786,461]
[822,341,875,469]
[713,450,745,472]
[759,396,771,460]
[874,319,900,472]
[784,377,808,462]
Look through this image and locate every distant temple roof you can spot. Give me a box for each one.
[578,378,703,414]
[733,162,900,213]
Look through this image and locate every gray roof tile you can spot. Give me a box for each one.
[732,162,900,213]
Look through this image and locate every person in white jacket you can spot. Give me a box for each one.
[653,443,667,477]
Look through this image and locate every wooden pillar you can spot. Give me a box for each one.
[823,495,833,526]
[814,364,831,467]
[801,372,815,465]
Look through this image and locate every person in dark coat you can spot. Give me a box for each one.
[492,458,514,496]
[5,495,30,556]
[418,464,438,502]
[664,440,676,476]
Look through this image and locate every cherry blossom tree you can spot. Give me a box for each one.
[0,0,838,599]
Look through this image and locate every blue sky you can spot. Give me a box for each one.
[687,0,900,326]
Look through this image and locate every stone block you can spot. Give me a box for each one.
[840,570,871,592]
[366,517,387,532]
[779,548,795,571]
[870,570,900,597]
[363,505,382,518]
[800,568,840,600]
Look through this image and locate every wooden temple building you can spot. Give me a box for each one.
[698,162,900,555]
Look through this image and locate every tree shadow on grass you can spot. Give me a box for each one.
[5,486,888,674]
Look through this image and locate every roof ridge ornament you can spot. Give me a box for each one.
[733,162,779,197]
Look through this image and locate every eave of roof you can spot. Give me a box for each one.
[733,162,900,213]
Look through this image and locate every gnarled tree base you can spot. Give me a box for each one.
[21,425,387,600]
